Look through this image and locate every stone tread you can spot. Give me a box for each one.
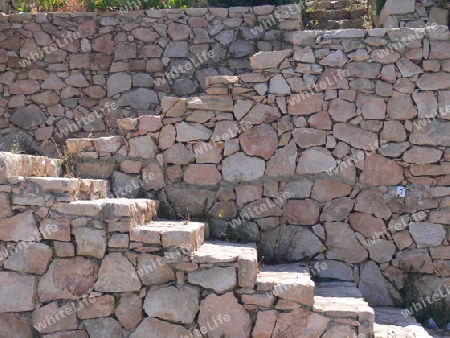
[191,241,257,264]
[130,220,205,250]
[313,281,374,319]
[0,152,62,183]
[16,176,108,193]
[373,307,433,338]
[52,198,158,221]
[256,263,315,307]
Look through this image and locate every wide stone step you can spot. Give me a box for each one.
[0,152,62,183]
[52,198,158,224]
[191,241,258,289]
[256,263,315,307]
[314,281,374,337]
[10,177,108,205]
[373,307,433,338]
[130,220,205,250]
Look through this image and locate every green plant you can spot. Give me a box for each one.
[38,0,64,11]
[219,224,252,243]
[401,270,450,329]
[376,0,386,15]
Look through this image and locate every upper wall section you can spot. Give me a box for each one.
[0,6,299,156]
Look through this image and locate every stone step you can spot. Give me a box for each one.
[0,152,62,184]
[130,220,205,250]
[256,263,315,307]
[373,307,433,338]
[314,281,374,337]
[65,136,124,155]
[191,241,258,289]
[10,176,108,205]
[52,198,158,225]
[117,115,163,135]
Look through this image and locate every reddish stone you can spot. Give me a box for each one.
[308,111,332,130]
[139,115,163,134]
[239,124,278,160]
[9,80,40,95]
[184,164,221,186]
[348,212,386,238]
[77,295,115,319]
[282,200,319,225]
[115,293,143,330]
[311,179,352,201]
[360,154,404,186]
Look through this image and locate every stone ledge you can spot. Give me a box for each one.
[373,307,433,338]
[130,220,205,250]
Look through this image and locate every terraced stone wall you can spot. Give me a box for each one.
[0,6,299,156]
[68,25,450,307]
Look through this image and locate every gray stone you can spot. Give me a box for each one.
[229,40,253,57]
[368,239,396,263]
[176,122,212,142]
[10,105,45,130]
[118,88,159,109]
[84,318,122,338]
[112,172,140,198]
[359,261,394,306]
[172,78,197,96]
[296,149,336,174]
[325,222,368,264]
[312,260,354,281]
[409,222,446,248]
[188,267,236,293]
[144,286,200,324]
[107,73,131,96]
[281,178,313,198]
[223,152,265,182]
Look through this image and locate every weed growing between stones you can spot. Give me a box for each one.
[401,270,450,329]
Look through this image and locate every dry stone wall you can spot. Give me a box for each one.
[0,7,300,156]
[67,25,450,308]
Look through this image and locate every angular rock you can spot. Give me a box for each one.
[282,200,319,225]
[240,124,278,160]
[387,92,417,120]
[32,301,78,334]
[94,253,141,292]
[77,295,115,320]
[416,72,450,90]
[292,128,326,148]
[265,141,297,177]
[130,318,190,338]
[409,222,446,248]
[84,318,122,338]
[188,267,236,293]
[222,152,265,182]
[368,239,396,263]
[0,210,40,242]
[333,123,378,150]
[360,154,404,186]
[0,272,36,312]
[296,149,335,174]
[355,190,392,219]
[118,88,159,109]
[328,98,357,122]
[320,197,354,222]
[311,179,352,202]
[272,308,329,338]
[10,105,45,130]
[0,313,33,337]
[250,50,292,70]
[137,254,175,285]
[176,122,212,142]
[115,293,143,330]
[73,228,107,259]
[281,177,313,199]
[252,310,278,338]
[349,212,387,239]
[288,93,324,116]
[198,292,252,338]
[144,286,199,324]
[312,260,354,281]
[403,147,442,164]
[184,164,221,186]
[4,242,52,275]
[325,222,368,263]
[359,261,394,306]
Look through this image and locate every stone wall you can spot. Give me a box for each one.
[0,153,376,337]
[378,0,449,28]
[0,6,300,157]
[67,25,450,307]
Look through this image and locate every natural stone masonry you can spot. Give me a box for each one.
[66,25,450,312]
[0,7,299,156]
[0,154,381,336]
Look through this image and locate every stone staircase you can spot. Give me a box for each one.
[303,0,369,29]
[0,152,378,337]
